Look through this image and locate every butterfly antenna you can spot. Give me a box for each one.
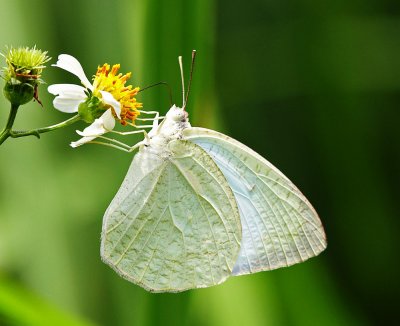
[138,81,173,106]
[184,50,197,110]
[178,56,186,110]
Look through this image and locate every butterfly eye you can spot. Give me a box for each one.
[166,106,187,122]
[181,111,188,121]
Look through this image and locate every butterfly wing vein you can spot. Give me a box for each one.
[184,127,327,276]
[101,140,241,292]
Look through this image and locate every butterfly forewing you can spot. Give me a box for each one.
[101,139,241,292]
[184,127,327,276]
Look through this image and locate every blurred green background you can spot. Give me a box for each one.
[0,0,399,325]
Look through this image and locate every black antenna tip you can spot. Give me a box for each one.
[184,50,197,109]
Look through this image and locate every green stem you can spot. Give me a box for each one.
[10,114,81,139]
[0,104,20,145]
[0,108,81,145]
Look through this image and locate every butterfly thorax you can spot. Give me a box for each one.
[144,105,191,156]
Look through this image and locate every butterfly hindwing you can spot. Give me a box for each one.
[184,127,327,276]
[101,139,241,292]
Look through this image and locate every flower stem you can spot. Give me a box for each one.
[0,107,81,145]
[10,114,81,139]
[0,104,20,145]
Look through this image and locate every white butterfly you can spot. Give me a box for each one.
[100,53,327,292]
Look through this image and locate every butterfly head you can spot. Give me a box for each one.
[166,105,188,122]
[145,105,190,152]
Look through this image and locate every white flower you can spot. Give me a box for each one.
[70,109,115,148]
[48,54,121,147]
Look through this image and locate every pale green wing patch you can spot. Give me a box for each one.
[101,140,241,292]
[184,127,327,276]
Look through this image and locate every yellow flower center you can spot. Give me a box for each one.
[92,63,142,125]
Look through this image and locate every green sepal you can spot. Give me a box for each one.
[3,81,34,105]
[78,95,105,123]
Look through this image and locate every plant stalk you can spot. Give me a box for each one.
[0,110,81,145]
[10,114,81,139]
[0,104,20,145]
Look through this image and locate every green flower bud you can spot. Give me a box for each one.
[1,46,51,106]
[3,81,34,105]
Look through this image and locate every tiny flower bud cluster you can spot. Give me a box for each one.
[1,46,50,105]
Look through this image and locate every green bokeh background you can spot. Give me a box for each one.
[0,0,399,325]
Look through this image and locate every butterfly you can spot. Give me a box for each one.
[100,52,327,292]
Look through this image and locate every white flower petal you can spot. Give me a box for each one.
[53,96,86,113]
[100,108,117,130]
[53,54,93,90]
[76,120,106,138]
[71,109,115,148]
[48,84,87,113]
[77,109,115,137]
[100,90,121,118]
[48,83,86,96]
[70,137,94,148]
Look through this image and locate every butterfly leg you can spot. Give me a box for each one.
[87,128,150,152]
[138,110,161,115]
[84,111,162,152]
[110,128,150,142]
[136,110,164,123]
[131,110,162,138]
[88,136,146,152]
